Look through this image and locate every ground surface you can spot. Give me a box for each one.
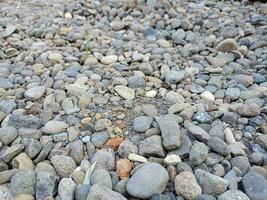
[0,0,267,200]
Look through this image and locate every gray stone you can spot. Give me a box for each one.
[188,125,210,143]
[51,155,77,178]
[139,135,165,157]
[133,116,153,132]
[11,170,36,196]
[43,120,69,134]
[196,194,216,200]
[0,100,16,114]
[207,137,230,156]
[224,170,238,190]
[75,185,89,200]
[36,171,57,200]
[195,169,229,195]
[142,104,158,117]
[218,190,250,200]
[126,162,169,199]
[58,178,76,200]
[88,184,127,200]
[66,140,84,164]
[165,70,185,84]
[24,86,46,100]
[156,115,181,150]
[8,114,42,129]
[0,126,18,145]
[118,140,138,158]
[230,156,251,176]
[90,148,115,171]
[0,144,24,163]
[114,85,135,100]
[91,169,112,189]
[189,142,209,166]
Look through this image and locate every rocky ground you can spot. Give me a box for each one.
[0,0,266,199]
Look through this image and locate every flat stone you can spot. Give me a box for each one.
[133,116,153,132]
[126,162,169,198]
[58,178,76,200]
[11,170,36,196]
[88,184,127,200]
[24,86,46,100]
[139,135,165,157]
[207,137,230,156]
[0,126,18,145]
[218,190,250,200]
[114,85,135,100]
[236,103,261,117]
[188,125,210,143]
[156,115,181,150]
[8,114,42,129]
[216,38,238,52]
[43,120,69,134]
[90,148,115,171]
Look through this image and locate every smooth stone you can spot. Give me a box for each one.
[36,171,57,200]
[165,70,185,84]
[91,169,112,189]
[156,115,181,150]
[101,55,118,65]
[114,85,135,100]
[218,190,250,200]
[236,103,261,117]
[88,184,127,200]
[90,148,115,171]
[195,169,229,195]
[0,126,18,145]
[51,155,77,178]
[216,38,238,52]
[188,125,210,143]
[189,142,209,166]
[133,116,153,132]
[207,137,230,156]
[139,135,165,158]
[58,178,76,200]
[43,120,69,134]
[126,162,169,198]
[24,86,46,100]
[8,114,42,129]
[174,171,202,200]
[118,140,138,158]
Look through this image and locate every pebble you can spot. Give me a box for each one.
[91,169,112,188]
[51,155,77,178]
[43,120,69,134]
[90,148,115,171]
[0,126,18,145]
[189,142,209,166]
[218,190,250,200]
[217,38,238,52]
[24,86,46,100]
[58,178,76,200]
[88,184,127,200]
[126,162,169,198]
[114,85,135,100]
[116,159,132,179]
[133,116,153,132]
[11,170,36,196]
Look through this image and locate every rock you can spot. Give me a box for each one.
[236,103,261,117]
[24,86,46,100]
[230,156,251,176]
[218,190,250,200]
[0,126,18,145]
[51,155,77,178]
[43,120,69,134]
[128,153,148,163]
[0,144,24,163]
[105,137,123,150]
[133,116,153,132]
[142,104,158,117]
[189,142,209,165]
[58,178,76,200]
[95,119,111,131]
[216,38,238,52]
[33,142,54,164]
[139,135,165,157]
[13,194,34,200]
[0,100,16,114]
[114,85,135,100]
[224,170,238,190]
[156,115,181,150]
[242,171,267,200]
[126,162,169,198]
[165,91,185,104]
[195,169,229,195]
[118,140,138,158]
[207,137,230,156]
[101,55,118,65]
[91,169,112,188]
[88,184,127,200]
[116,158,132,179]
[174,171,202,200]
[206,56,227,68]
[66,140,84,164]
[0,184,12,200]
[164,155,181,166]
[12,153,35,170]
[75,185,89,200]
[0,169,19,185]
[256,134,267,150]
[196,194,216,200]
[188,125,210,143]
[36,171,57,200]
[8,114,42,129]
[11,170,36,196]
[90,148,115,171]
[165,70,185,84]
[200,91,215,101]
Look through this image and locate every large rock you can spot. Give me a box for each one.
[156,115,181,150]
[51,155,77,178]
[189,142,209,165]
[43,120,69,134]
[35,171,57,200]
[139,135,165,157]
[133,116,153,132]
[87,184,127,200]
[0,126,18,145]
[195,169,229,195]
[11,170,36,196]
[188,125,210,143]
[8,114,42,129]
[236,103,261,117]
[175,171,202,200]
[58,178,76,200]
[242,171,267,200]
[126,162,169,198]
[90,148,115,171]
[207,137,230,156]
[114,85,135,100]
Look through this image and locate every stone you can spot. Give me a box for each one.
[165,70,185,84]
[128,153,148,163]
[216,38,238,52]
[0,144,24,163]
[66,140,84,164]
[195,169,229,195]
[13,194,34,200]
[0,126,18,145]
[206,56,227,68]
[196,194,216,200]
[188,125,210,143]
[0,184,12,200]
[224,170,238,190]
[242,171,267,200]
[139,135,165,157]
[116,159,132,179]
[256,134,267,150]
[114,85,135,100]
[230,156,251,176]
[156,115,181,150]
[90,148,115,171]
[24,86,46,100]
[118,140,138,158]
[88,184,127,200]
[165,91,185,104]
[0,169,19,185]
[51,155,77,178]
[189,142,209,166]
[43,120,69,134]
[142,104,158,117]
[11,170,36,196]
[164,155,181,166]
[207,137,230,156]
[36,171,57,200]
[8,114,42,129]
[218,190,250,200]
[12,153,35,170]
[133,116,153,132]
[236,103,261,117]
[75,185,89,200]
[174,171,202,200]
[200,91,215,101]
[101,55,118,65]
[91,169,112,188]
[126,162,169,198]
[58,178,76,200]
[105,137,123,150]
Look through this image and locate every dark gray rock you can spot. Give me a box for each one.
[90,148,115,171]
[36,171,58,200]
[8,114,42,129]
[139,135,165,158]
[207,137,230,156]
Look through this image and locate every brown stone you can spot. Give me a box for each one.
[13,194,34,200]
[105,137,123,150]
[261,123,267,134]
[116,159,132,179]
[236,103,261,117]
[216,38,238,52]
[12,153,35,170]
